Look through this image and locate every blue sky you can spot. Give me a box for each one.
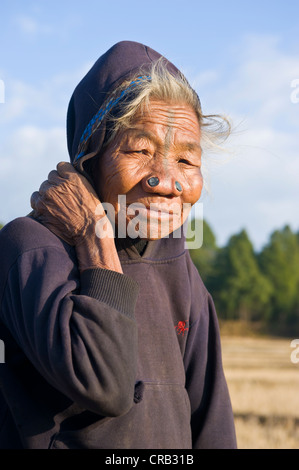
[0,0,299,250]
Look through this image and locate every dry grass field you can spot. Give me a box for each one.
[220,325,299,449]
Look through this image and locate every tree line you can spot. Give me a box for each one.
[189,220,299,336]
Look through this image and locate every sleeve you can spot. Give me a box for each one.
[0,245,139,418]
[184,288,237,449]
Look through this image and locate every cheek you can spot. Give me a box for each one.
[183,170,203,205]
[96,158,136,203]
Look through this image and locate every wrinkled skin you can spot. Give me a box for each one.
[31,100,203,273]
[94,100,203,239]
[31,163,121,273]
[31,162,102,246]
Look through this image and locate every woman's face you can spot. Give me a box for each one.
[93,99,203,239]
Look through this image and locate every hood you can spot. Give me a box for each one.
[66,41,191,255]
[67,40,182,173]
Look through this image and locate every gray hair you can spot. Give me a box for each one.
[85,59,231,177]
[105,58,230,146]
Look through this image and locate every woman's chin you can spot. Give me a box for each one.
[127,220,183,240]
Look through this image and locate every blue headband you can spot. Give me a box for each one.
[74,75,151,162]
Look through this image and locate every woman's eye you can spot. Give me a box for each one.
[179,157,201,168]
[123,149,150,156]
[179,158,191,165]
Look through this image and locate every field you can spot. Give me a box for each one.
[220,326,299,449]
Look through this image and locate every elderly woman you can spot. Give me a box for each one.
[0,41,236,449]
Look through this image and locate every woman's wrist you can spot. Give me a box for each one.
[75,227,123,274]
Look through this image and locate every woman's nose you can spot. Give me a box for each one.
[141,171,183,196]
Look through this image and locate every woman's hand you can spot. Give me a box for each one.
[31,162,122,273]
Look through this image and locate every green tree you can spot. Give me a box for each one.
[209,229,272,322]
[189,219,218,283]
[258,225,299,326]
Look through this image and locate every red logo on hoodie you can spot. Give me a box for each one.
[175,320,188,337]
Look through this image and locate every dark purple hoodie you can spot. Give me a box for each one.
[0,41,237,449]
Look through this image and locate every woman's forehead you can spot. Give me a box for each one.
[135,99,199,124]
[124,100,201,143]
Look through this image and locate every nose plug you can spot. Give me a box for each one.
[175,181,182,192]
[147,177,160,187]
[147,177,182,192]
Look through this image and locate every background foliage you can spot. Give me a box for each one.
[189,219,299,336]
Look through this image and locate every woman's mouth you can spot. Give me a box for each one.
[126,202,182,219]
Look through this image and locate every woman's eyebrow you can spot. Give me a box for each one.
[125,129,202,154]
[126,129,158,146]
[173,141,202,156]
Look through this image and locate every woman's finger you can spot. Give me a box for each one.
[56,161,99,198]
[47,169,65,186]
[56,161,77,180]
[30,190,46,213]
[38,179,55,196]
